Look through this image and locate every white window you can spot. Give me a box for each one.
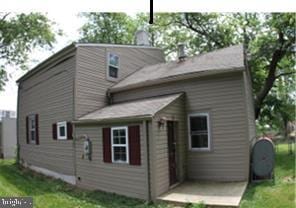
[57,121,67,140]
[111,127,129,163]
[108,53,119,79]
[188,113,211,150]
[29,115,36,143]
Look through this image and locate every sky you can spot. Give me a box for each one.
[0,12,85,111]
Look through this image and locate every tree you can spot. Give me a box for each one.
[79,13,137,44]
[258,73,295,137]
[245,13,295,119]
[0,12,57,90]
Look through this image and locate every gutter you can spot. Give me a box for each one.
[75,43,162,50]
[73,115,152,125]
[110,67,245,93]
[144,120,151,201]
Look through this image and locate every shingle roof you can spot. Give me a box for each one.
[111,44,245,92]
[77,93,183,123]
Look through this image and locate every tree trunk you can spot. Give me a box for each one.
[283,118,288,139]
[254,32,286,119]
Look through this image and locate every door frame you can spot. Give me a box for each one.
[167,120,178,186]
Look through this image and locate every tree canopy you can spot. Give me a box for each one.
[79,12,295,133]
[0,12,57,90]
[79,13,137,44]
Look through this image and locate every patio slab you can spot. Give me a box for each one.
[157,181,248,207]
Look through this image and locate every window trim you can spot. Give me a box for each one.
[188,112,211,151]
[57,121,67,140]
[111,126,129,164]
[28,114,36,144]
[107,52,120,81]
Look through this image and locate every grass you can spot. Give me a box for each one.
[0,160,169,208]
[240,143,295,208]
[0,143,294,207]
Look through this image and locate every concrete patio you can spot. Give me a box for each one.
[157,181,248,207]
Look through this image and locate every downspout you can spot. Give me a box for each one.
[72,48,78,182]
[16,83,20,165]
[145,120,151,201]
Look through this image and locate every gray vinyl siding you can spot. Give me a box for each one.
[75,46,164,119]
[18,53,76,176]
[150,97,186,198]
[74,122,149,200]
[243,71,256,144]
[113,72,250,181]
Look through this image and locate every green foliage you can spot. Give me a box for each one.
[258,75,295,136]
[186,202,206,208]
[79,13,138,44]
[0,12,57,90]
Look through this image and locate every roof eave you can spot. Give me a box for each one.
[75,43,162,50]
[110,67,245,93]
[73,115,153,124]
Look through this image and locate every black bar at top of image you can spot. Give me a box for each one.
[149,0,153,24]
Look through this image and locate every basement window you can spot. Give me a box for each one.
[107,53,119,79]
[188,113,211,151]
[57,121,67,140]
[111,127,129,163]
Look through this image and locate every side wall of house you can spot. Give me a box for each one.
[243,70,256,145]
[74,121,150,200]
[18,52,76,176]
[150,97,186,198]
[75,46,165,119]
[113,72,250,182]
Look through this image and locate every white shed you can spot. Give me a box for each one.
[0,118,17,159]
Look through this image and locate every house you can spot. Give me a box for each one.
[0,110,17,159]
[17,32,256,201]
[0,110,16,121]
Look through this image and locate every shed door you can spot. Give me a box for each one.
[167,121,177,185]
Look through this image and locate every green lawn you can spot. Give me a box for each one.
[0,143,294,208]
[240,143,295,208]
[0,161,169,208]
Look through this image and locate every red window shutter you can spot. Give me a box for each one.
[102,127,111,163]
[26,116,29,144]
[128,125,141,165]
[52,123,57,140]
[35,114,39,145]
[67,122,73,140]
